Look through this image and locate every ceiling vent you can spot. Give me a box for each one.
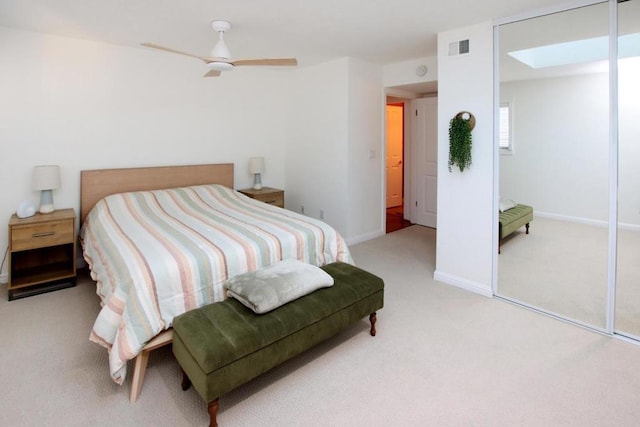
[449,39,470,56]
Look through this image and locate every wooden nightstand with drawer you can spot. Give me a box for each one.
[8,208,77,300]
[238,187,284,208]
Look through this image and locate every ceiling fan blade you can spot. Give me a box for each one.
[203,69,222,77]
[231,58,298,67]
[141,42,211,63]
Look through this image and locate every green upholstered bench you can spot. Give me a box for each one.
[499,204,533,253]
[172,262,384,427]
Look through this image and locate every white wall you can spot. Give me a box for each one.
[500,63,640,228]
[347,58,384,242]
[434,22,495,296]
[500,73,610,224]
[285,58,350,235]
[0,26,292,263]
[285,57,384,243]
[383,56,438,88]
[618,58,640,227]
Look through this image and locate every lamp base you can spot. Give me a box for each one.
[39,189,55,214]
[252,173,263,190]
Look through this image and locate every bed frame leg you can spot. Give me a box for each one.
[526,223,530,234]
[130,350,150,403]
[208,399,220,427]
[369,312,377,336]
[129,330,174,403]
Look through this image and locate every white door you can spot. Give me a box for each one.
[411,97,438,228]
[386,105,403,208]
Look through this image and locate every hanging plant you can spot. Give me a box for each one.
[448,111,475,172]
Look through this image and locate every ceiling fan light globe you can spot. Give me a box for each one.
[208,61,234,72]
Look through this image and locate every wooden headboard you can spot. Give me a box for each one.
[80,163,234,224]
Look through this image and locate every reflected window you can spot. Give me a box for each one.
[499,102,513,154]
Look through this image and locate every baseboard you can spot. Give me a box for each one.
[345,230,385,246]
[433,270,493,298]
[535,211,640,232]
[534,211,608,228]
[619,222,640,232]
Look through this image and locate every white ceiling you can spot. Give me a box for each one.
[0,0,561,66]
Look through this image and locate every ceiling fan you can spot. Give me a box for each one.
[141,20,298,77]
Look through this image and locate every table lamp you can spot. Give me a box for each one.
[32,165,60,214]
[249,157,265,190]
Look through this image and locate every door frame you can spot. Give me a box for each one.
[384,94,415,229]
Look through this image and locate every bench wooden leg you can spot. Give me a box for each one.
[182,370,217,425]
[369,312,377,336]
[208,399,220,427]
[181,369,192,391]
[525,223,530,234]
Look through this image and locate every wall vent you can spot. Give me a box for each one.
[448,39,470,56]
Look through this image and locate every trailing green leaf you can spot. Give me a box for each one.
[448,116,473,172]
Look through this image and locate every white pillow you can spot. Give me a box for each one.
[499,197,517,213]
[225,259,334,314]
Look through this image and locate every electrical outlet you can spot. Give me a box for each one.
[319,209,325,220]
[0,273,7,285]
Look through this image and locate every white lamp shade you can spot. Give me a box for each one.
[249,157,265,174]
[32,165,60,191]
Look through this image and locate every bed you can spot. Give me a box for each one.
[79,164,353,401]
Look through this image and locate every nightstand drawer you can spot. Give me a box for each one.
[238,187,285,208]
[256,193,284,207]
[11,219,74,251]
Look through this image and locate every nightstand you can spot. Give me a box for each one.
[8,208,77,301]
[238,187,284,208]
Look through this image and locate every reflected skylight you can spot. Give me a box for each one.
[508,32,640,68]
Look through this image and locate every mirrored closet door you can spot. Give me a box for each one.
[615,0,640,339]
[496,2,611,330]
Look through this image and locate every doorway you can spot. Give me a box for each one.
[386,103,411,233]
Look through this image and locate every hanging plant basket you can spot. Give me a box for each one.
[448,111,475,172]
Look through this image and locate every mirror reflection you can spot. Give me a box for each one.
[615,0,640,338]
[497,2,610,329]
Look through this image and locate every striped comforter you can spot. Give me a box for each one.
[80,184,353,384]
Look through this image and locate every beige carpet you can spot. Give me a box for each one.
[498,216,640,336]
[2,225,640,426]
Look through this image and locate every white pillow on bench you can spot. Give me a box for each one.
[499,197,517,213]
[225,259,334,314]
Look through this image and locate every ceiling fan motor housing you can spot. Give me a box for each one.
[210,20,232,60]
